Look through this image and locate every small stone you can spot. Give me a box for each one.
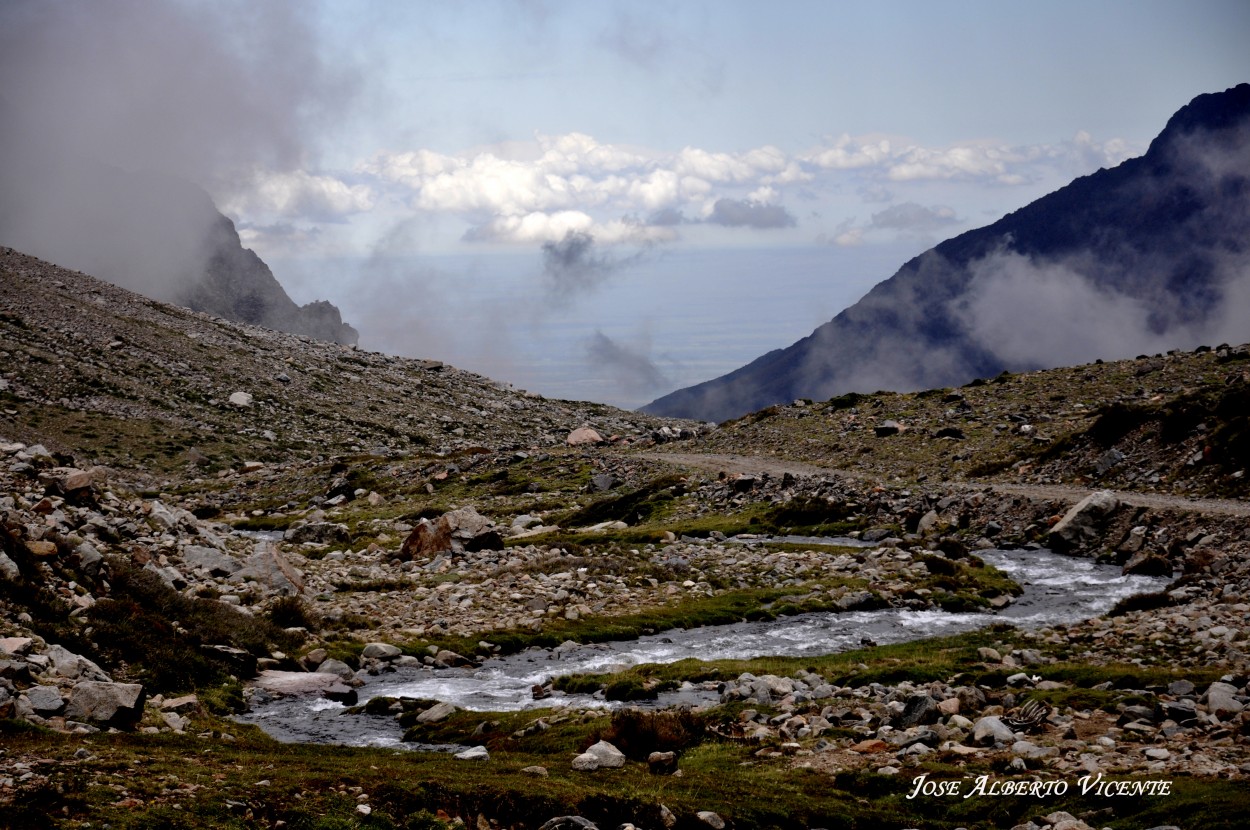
[696,812,725,830]
[648,750,678,775]
[453,745,489,761]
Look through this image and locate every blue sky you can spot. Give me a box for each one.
[3,0,1249,406]
[217,0,1249,262]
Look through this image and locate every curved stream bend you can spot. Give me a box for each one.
[239,546,1169,747]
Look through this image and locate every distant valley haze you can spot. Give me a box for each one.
[1,0,1248,410]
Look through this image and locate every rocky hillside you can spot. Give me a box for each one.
[645,83,1250,422]
[688,344,1250,499]
[0,247,689,484]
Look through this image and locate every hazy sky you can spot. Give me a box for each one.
[3,0,1248,406]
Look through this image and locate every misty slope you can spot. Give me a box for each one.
[646,83,1250,423]
[0,247,685,477]
[0,115,358,346]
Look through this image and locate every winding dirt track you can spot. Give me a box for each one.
[643,451,1250,519]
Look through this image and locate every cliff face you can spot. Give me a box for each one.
[0,120,357,345]
[187,208,358,345]
[645,84,1250,423]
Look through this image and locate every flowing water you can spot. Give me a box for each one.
[238,546,1170,748]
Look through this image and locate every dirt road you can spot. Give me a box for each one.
[644,451,1250,519]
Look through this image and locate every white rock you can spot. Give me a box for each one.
[454,745,489,761]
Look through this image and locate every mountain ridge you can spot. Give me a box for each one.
[644,83,1250,423]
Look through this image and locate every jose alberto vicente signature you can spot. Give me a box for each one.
[906,772,1173,800]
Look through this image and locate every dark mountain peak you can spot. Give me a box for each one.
[646,85,1250,423]
[1146,82,1250,162]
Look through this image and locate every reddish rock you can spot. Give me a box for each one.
[849,739,889,753]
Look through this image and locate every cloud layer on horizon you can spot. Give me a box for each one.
[235,129,1135,254]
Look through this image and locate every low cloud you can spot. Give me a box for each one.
[706,198,796,229]
[225,170,375,223]
[585,330,670,397]
[542,231,627,302]
[954,249,1250,369]
[870,202,959,231]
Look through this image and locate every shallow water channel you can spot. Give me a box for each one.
[238,545,1170,748]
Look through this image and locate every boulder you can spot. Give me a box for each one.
[434,649,474,668]
[254,670,355,700]
[874,420,902,437]
[971,716,1016,746]
[73,541,104,576]
[285,522,351,546]
[228,391,253,407]
[400,506,501,560]
[696,812,726,830]
[46,645,111,682]
[26,684,65,714]
[361,643,402,661]
[897,693,938,728]
[581,740,626,769]
[566,427,604,446]
[65,681,145,728]
[416,701,457,724]
[0,551,18,581]
[315,659,356,682]
[183,545,242,577]
[1203,682,1245,719]
[1047,491,1119,553]
[648,750,679,775]
[1122,551,1173,576]
[537,819,598,830]
[0,637,33,656]
[234,542,304,595]
[401,517,453,559]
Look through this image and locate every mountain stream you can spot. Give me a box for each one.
[237,544,1170,748]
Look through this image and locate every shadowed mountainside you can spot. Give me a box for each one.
[645,83,1250,422]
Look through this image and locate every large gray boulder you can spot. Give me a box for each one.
[1047,490,1119,553]
[45,645,112,682]
[65,681,145,728]
[26,685,65,714]
[183,545,242,577]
